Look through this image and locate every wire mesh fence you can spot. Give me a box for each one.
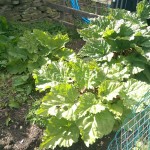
[107,90,150,150]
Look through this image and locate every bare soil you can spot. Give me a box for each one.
[66,39,86,53]
[0,104,115,150]
[0,105,42,150]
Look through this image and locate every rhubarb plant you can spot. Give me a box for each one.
[34,58,150,149]
[136,0,150,22]
[78,9,150,83]
[0,16,71,74]
[0,17,72,108]
[32,8,150,150]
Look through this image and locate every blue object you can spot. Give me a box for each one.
[70,0,90,23]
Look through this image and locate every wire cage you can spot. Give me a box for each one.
[107,90,150,150]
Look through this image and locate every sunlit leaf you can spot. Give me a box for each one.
[41,117,79,149]
[77,110,115,147]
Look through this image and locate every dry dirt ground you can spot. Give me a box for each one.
[0,39,116,150]
[0,104,42,150]
[66,39,86,53]
[0,105,115,150]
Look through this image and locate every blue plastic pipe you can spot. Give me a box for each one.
[70,0,90,23]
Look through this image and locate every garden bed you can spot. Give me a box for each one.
[0,30,114,149]
[1,1,150,149]
[0,103,115,150]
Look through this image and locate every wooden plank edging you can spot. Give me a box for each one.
[45,0,99,18]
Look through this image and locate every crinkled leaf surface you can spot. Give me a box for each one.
[79,39,109,59]
[68,60,105,90]
[101,62,131,81]
[136,0,150,21]
[36,84,79,121]
[51,47,74,60]
[7,60,28,74]
[33,61,70,91]
[75,93,105,118]
[33,29,69,50]
[18,31,38,53]
[78,10,150,75]
[7,46,28,60]
[120,79,150,109]
[12,74,29,86]
[98,80,123,101]
[34,59,105,91]
[41,117,79,149]
[77,110,115,147]
[109,9,141,24]
[27,57,47,72]
[108,100,124,120]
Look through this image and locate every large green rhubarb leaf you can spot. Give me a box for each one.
[36,84,79,121]
[51,47,74,60]
[108,100,124,120]
[18,31,38,53]
[109,9,141,24]
[77,110,115,147]
[101,62,131,81]
[7,60,28,74]
[33,29,69,50]
[41,117,79,149]
[79,39,110,60]
[75,93,105,118]
[33,61,70,91]
[69,60,105,90]
[7,46,28,60]
[136,0,150,22]
[98,80,123,101]
[34,59,105,91]
[120,79,150,109]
